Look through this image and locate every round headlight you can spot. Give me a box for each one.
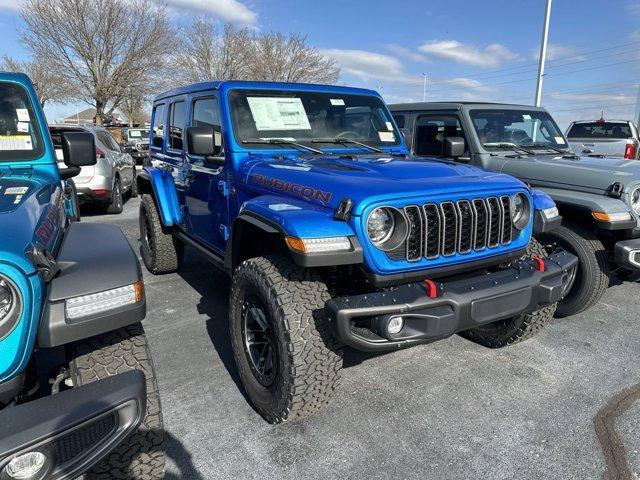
[511,193,530,230]
[631,187,640,214]
[0,276,21,340]
[367,207,395,244]
[366,207,409,251]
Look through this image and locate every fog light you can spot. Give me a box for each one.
[387,316,404,335]
[4,451,46,479]
[65,281,144,320]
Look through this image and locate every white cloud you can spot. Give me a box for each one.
[531,43,585,61]
[162,0,257,24]
[439,77,491,92]
[0,0,22,11]
[418,40,519,67]
[386,44,427,63]
[320,48,415,82]
[548,91,635,104]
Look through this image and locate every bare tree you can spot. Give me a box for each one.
[246,32,340,84]
[120,90,149,127]
[1,55,69,106]
[174,19,252,83]
[20,0,174,123]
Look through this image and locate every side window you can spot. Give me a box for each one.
[192,97,222,153]
[168,101,185,151]
[151,103,166,149]
[414,114,466,157]
[104,131,120,151]
[393,114,405,129]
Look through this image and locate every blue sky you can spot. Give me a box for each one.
[1,0,639,129]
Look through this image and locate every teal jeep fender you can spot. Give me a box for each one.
[228,195,363,270]
[137,167,183,227]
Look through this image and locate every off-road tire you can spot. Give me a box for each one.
[459,238,557,348]
[107,177,124,214]
[70,324,164,479]
[537,221,609,318]
[139,194,183,274]
[229,255,343,423]
[130,170,139,198]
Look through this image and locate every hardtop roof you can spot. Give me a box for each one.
[153,80,379,102]
[388,101,546,112]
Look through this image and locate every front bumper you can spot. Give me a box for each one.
[614,238,640,271]
[326,251,578,352]
[0,371,145,480]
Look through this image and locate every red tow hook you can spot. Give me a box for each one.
[532,257,545,272]
[424,279,438,298]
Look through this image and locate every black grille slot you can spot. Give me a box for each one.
[423,204,441,258]
[500,196,512,244]
[404,205,423,261]
[487,197,502,247]
[440,202,458,256]
[457,200,474,253]
[472,199,488,250]
[50,413,117,466]
[383,195,517,262]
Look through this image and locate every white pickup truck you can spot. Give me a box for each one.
[566,119,639,159]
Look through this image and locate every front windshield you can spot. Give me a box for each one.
[128,129,149,139]
[228,89,401,151]
[0,82,43,161]
[470,109,568,151]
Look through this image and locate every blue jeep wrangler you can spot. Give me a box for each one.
[0,73,164,479]
[139,81,578,423]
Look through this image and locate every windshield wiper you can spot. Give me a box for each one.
[311,138,383,153]
[482,142,535,155]
[242,138,324,154]
[520,142,579,158]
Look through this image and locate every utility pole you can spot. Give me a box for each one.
[534,0,552,107]
[422,74,427,102]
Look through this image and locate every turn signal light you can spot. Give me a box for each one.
[591,211,632,222]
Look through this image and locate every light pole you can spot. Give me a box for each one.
[422,74,427,102]
[534,0,552,107]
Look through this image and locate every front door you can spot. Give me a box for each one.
[184,95,227,253]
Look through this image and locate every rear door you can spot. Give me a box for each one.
[566,122,634,157]
[184,94,227,252]
[98,129,134,190]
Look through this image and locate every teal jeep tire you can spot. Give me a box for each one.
[229,255,343,423]
[139,194,184,274]
[70,323,165,479]
[459,238,557,348]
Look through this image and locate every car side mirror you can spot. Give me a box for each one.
[401,128,413,151]
[62,132,96,167]
[444,137,465,158]
[186,126,222,156]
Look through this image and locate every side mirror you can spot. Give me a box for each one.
[186,126,222,157]
[62,132,96,167]
[444,137,465,158]
[400,128,413,151]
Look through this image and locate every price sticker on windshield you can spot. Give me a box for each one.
[247,97,311,131]
[379,131,395,142]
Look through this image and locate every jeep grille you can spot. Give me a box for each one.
[387,196,514,262]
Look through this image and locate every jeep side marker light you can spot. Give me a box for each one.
[591,211,632,222]
[4,451,47,479]
[65,280,144,320]
[285,236,351,254]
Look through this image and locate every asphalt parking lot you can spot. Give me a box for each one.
[83,196,640,480]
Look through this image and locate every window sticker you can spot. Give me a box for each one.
[17,122,29,133]
[522,114,532,120]
[378,131,395,142]
[129,130,142,138]
[554,136,565,144]
[385,121,393,131]
[247,97,312,131]
[4,186,29,195]
[0,136,33,150]
[16,108,30,122]
[330,98,345,106]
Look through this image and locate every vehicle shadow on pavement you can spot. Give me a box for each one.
[164,430,205,480]
[174,250,253,406]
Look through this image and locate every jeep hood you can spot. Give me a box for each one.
[0,173,64,273]
[499,154,640,193]
[242,154,525,213]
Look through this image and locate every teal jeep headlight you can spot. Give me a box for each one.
[367,207,408,251]
[0,276,22,340]
[510,193,530,231]
[631,187,640,214]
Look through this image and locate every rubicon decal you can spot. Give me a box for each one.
[251,173,332,204]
